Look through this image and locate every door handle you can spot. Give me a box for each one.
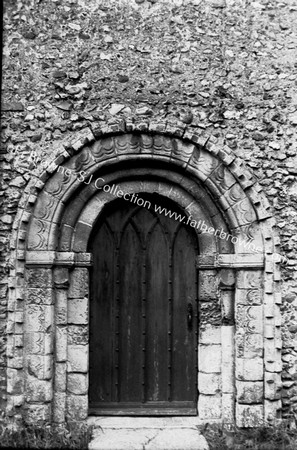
[187,303,193,329]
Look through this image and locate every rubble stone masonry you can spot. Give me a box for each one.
[1,0,297,426]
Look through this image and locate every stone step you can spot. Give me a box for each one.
[88,417,209,450]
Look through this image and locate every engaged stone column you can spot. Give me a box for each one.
[196,253,265,426]
[220,269,236,425]
[24,251,91,424]
[198,269,222,420]
[53,266,69,423]
[24,261,55,423]
[52,252,91,423]
[66,265,89,421]
[235,270,264,427]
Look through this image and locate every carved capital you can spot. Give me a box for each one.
[26,251,55,267]
[25,251,93,267]
[196,253,264,269]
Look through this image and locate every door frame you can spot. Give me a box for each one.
[8,123,282,427]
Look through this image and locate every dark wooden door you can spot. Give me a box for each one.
[89,195,198,415]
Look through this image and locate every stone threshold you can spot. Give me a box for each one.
[88,416,209,450]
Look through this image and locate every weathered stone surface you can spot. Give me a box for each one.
[25,404,51,424]
[89,425,209,450]
[7,368,24,395]
[199,325,221,345]
[66,394,88,420]
[26,376,52,403]
[236,357,263,381]
[55,291,67,325]
[221,326,235,394]
[222,393,235,423]
[53,392,66,423]
[236,288,263,306]
[2,102,24,111]
[25,332,45,355]
[12,395,24,407]
[265,372,282,401]
[237,271,263,289]
[67,345,88,373]
[236,305,263,334]
[199,301,221,328]
[264,399,282,422]
[27,219,52,250]
[209,164,237,195]
[236,404,264,428]
[221,290,234,324]
[237,381,263,404]
[199,345,221,373]
[26,305,53,333]
[68,269,88,298]
[68,298,88,325]
[26,268,52,288]
[55,363,66,393]
[236,332,263,359]
[198,373,221,395]
[198,271,218,301]
[27,355,52,380]
[56,327,67,362]
[67,373,88,395]
[44,333,54,355]
[198,394,222,419]
[53,267,69,288]
[73,223,93,252]
[148,429,208,450]
[26,288,54,305]
[67,325,88,345]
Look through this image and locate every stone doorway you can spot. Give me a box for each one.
[7,122,282,427]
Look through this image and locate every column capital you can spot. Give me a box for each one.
[196,253,264,269]
[25,251,93,267]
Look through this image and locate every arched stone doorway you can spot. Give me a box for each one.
[7,121,282,427]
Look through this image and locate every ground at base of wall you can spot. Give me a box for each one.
[0,420,91,450]
[1,419,297,450]
[200,421,297,450]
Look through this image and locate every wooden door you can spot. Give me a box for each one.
[89,195,198,415]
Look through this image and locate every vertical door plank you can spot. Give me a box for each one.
[90,223,115,404]
[146,223,169,402]
[172,226,198,401]
[119,223,143,402]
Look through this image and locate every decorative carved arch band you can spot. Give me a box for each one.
[6,120,282,427]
